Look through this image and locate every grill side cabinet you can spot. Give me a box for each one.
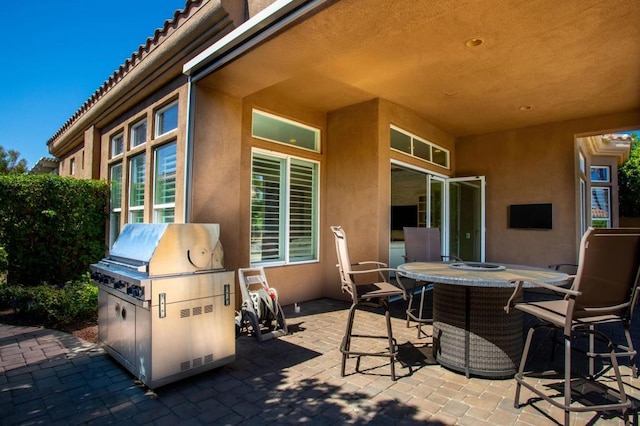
[146,270,236,387]
[98,270,235,389]
[98,291,137,372]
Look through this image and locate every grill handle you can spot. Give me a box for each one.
[159,293,167,318]
[101,257,147,273]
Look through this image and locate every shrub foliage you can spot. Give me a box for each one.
[0,174,109,286]
[619,134,640,218]
[0,275,98,325]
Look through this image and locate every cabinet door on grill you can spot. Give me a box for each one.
[150,272,235,379]
[106,294,136,365]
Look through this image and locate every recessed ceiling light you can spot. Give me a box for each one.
[519,105,533,111]
[465,38,483,47]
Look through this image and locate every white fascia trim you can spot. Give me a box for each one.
[183,0,326,79]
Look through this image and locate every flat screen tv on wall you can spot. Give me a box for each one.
[508,203,552,229]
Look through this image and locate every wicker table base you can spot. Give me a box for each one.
[432,283,523,378]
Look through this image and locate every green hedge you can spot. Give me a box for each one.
[0,174,109,286]
[620,135,640,218]
[0,275,98,325]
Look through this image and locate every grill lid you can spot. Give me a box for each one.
[108,223,224,276]
[110,223,168,264]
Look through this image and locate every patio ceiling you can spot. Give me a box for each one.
[198,0,640,136]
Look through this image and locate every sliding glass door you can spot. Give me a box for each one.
[390,164,485,264]
[446,177,485,262]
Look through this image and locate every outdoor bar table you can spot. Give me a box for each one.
[398,261,569,379]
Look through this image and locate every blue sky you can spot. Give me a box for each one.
[0,0,187,168]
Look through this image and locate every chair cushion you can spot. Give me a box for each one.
[515,300,569,328]
[357,282,404,299]
[515,299,622,330]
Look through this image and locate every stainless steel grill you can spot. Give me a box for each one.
[90,223,235,388]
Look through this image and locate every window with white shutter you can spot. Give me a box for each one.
[128,153,146,223]
[250,150,318,265]
[110,163,122,247]
[153,142,176,223]
[289,159,317,261]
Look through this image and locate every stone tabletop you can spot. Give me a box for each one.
[398,261,570,288]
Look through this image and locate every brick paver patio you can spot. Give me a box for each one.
[1,297,639,425]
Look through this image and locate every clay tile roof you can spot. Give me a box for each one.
[602,133,632,142]
[29,157,60,175]
[47,0,200,147]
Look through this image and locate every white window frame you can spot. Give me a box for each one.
[580,178,587,235]
[390,125,450,169]
[111,132,124,158]
[70,158,76,175]
[128,153,146,223]
[153,142,177,223]
[250,148,320,266]
[109,163,123,247]
[252,109,321,153]
[130,117,147,148]
[590,165,610,183]
[591,186,611,228]
[155,100,179,137]
[389,159,485,261]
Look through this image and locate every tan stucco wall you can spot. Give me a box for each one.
[242,93,327,306]
[324,100,382,300]
[456,111,640,267]
[57,142,85,178]
[84,126,101,179]
[190,86,243,279]
[190,87,328,306]
[191,92,462,304]
[189,82,638,304]
[322,99,459,300]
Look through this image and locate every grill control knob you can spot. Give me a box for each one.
[114,281,125,289]
[127,285,144,298]
[127,285,143,298]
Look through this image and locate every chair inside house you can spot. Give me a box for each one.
[504,227,640,426]
[330,225,407,380]
[402,227,460,338]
